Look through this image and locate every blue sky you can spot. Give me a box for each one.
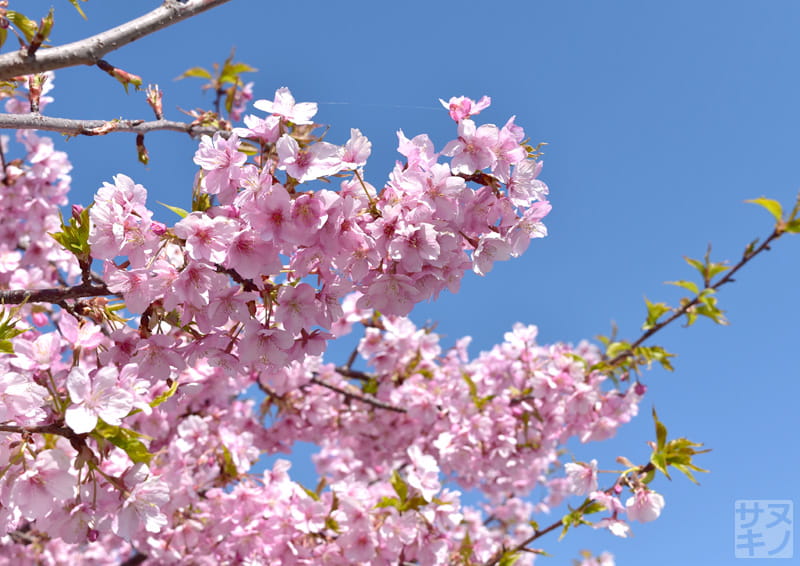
[16,1,800,564]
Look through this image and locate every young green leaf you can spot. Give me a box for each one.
[178,67,213,80]
[665,280,700,295]
[7,11,38,42]
[67,0,88,19]
[158,201,189,219]
[746,197,783,223]
[93,421,153,464]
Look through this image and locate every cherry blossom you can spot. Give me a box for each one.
[65,366,135,433]
[0,74,669,566]
[440,95,492,122]
[625,488,666,523]
[253,86,318,124]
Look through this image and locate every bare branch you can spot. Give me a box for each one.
[0,423,77,437]
[0,112,222,138]
[0,283,112,305]
[310,376,407,413]
[0,0,234,80]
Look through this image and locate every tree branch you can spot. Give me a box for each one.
[605,226,784,369]
[0,282,112,305]
[310,375,407,414]
[0,0,234,80]
[482,462,656,566]
[0,112,221,138]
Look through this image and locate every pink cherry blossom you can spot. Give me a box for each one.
[443,119,499,174]
[472,232,512,275]
[276,134,342,182]
[625,488,666,523]
[8,449,75,521]
[406,445,441,502]
[439,95,491,122]
[342,128,372,169]
[0,369,49,424]
[564,459,599,495]
[114,464,170,540]
[65,366,134,433]
[173,212,238,263]
[253,86,318,124]
[594,517,632,538]
[193,133,246,195]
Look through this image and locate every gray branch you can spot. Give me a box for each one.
[0,0,234,80]
[0,112,221,137]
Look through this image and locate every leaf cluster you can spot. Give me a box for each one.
[178,50,256,117]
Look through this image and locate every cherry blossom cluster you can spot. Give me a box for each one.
[0,80,664,564]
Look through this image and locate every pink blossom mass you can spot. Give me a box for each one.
[0,78,660,566]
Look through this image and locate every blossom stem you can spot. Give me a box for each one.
[309,375,406,413]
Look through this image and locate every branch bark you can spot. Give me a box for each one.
[0,112,221,138]
[310,376,407,414]
[0,282,112,305]
[0,0,234,80]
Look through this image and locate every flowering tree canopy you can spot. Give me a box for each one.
[0,2,798,565]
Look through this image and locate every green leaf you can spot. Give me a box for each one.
[178,67,213,80]
[219,445,239,479]
[642,296,671,331]
[605,340,630,359]
[158,201,189,219]
[458,532,475,563]
[650,451,670,479]
[666,280,699,295]
[746,197,783,223]
[559,507,590,540]
[695,291,728,325]
[634,345,676,371]
[0,306,27,351]
[149,379,179,408]
[498,550,522,566]
[361,377,378,395]
[93,421,152,464]
[298,482,321,502]
[7,11,38,42]
[684,256,705,277]
[67,0,88,19]
[389,469,408,502]
[743,237,760,258]
[705,261,730,280]
[49,208,92,260]
[653,408,667,450]
[219,62,256,85]
[785,218,800,233]
[583,501,607,515]
[374,496,402,510]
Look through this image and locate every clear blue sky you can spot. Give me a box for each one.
[18,1,800,564]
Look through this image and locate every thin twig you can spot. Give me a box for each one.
[335,366,371,382]
[0,0,234,80]
[606,227,783,368]
[482,463,655,566]
[0,423,81,440]
[310,376,406,413]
